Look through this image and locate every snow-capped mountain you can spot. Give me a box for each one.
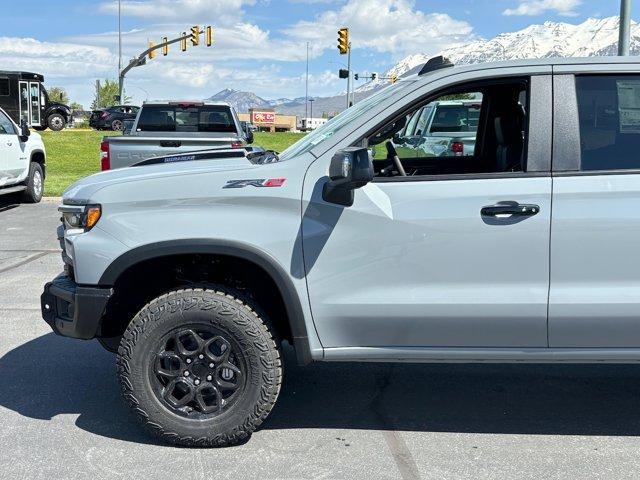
[214,16,640,114]
[207,89,271,112]
[360,16,640,92]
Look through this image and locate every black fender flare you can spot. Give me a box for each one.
[30,149,46,177]
[99,239,312,365]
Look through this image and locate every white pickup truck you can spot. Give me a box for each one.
[0,107,46,203]
[100,101,253,170]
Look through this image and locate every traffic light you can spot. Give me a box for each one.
[148,41,156,59]
[337,27,349,55]
[391,73,398,84]
[181,32,187,51]
[162,37,169,56]
[338,69,349,79]
[372,72,377,80]
[191,25,200,46]
[205,26,213,46]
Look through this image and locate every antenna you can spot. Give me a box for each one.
[418,56,454,76]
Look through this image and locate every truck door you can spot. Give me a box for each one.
[302,75,553,351]
[17,81,41,127]
[0,110,17,184]
[549,72,640,347]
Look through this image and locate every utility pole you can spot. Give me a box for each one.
[346,42,351,108]
[305,42,309,122]
[309,98,314,130]
[619,0,632,55]
[118,0,122,81]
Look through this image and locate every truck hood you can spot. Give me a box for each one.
[62,156,258,204]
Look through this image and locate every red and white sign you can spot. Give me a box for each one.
[252,111,276,124]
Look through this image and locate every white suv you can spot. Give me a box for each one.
[0,107,46,203]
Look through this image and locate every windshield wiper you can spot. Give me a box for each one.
[247,149,280,164]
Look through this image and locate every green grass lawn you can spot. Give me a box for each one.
[40,130,306,196]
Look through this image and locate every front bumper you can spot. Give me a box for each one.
[41,274,112,339]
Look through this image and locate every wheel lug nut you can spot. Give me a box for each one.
[194,379,200,385]
[183,371,190,377]
[209,363,214,368]
[186,358,192,364]
[198,354,204,359]
[206,375,212,381]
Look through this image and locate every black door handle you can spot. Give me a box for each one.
[160,141,181,147]
[481,202,540,217]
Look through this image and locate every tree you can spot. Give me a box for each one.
[437,93,475,101]
[70,102,84,112]
[91,79,131,109]
[48,86,69,104]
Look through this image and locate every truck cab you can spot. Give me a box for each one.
[0,71,72,131]
[40,55,640,447]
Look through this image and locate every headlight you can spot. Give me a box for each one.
[60,204,101,233]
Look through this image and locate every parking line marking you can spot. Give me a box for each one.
[383,431,421,480]
[0,251,53,275]
[371,366,421,480]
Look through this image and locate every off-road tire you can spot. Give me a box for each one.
[22,162,43,203]
[116,287,282,447]
[47,113,66,131]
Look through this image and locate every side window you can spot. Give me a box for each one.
[367,81,528,178]
[0,111,16,135]
[577,75,640,171]
[0,79,9,96]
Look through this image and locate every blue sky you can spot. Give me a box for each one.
[0,0,637,108]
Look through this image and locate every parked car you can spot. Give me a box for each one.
[0,107,46,202]
[392,99,481,158]
[89,105,140,131]
[41,55,640,447]
[99,101,254,170]
[0,71,72,131]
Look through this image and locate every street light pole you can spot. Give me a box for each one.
[118,0,122,79]
[305,42,309,121]
[619,0,632,56]
[346,42,351,109]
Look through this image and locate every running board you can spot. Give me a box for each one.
[0,185,26,195]
[323,346,640,363]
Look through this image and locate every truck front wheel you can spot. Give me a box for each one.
[116,288,282,447]
[47,113,66,131]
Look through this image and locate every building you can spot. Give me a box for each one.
[300,117,328,131]
[238,108,298,132]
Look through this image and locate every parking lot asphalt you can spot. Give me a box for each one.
[3,195,640,479]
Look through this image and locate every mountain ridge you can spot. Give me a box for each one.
[209,16,640,117]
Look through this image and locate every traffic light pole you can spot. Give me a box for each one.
[346,43,352,108]
[118,30,198,103]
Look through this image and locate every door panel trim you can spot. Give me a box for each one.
[373,171,550,183]
[552,74,581,172]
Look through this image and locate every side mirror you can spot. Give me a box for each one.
[322,147,374,207]
[241,121,254,144]
[19,120,30,142]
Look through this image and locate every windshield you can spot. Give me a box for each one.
[279,82,409,160]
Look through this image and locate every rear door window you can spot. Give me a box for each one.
[136,105,237,133]
[577,75,640,171]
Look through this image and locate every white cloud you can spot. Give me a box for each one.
[503,0,582,17]
[0,37,116,78]
[65,22,310,63]
[99,0,255,22]
[284,0,475,58]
